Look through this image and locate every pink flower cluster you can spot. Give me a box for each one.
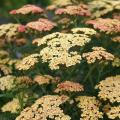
[55,4,91,16]
[26,18,56,32]
[10,4,44,15]
[86,18,120,34]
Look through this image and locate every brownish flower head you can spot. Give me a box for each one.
[106,106,120,119]
[34,75,60,85]
[46,5,57,11]
[76,96,103,120]
[10,4,44,15]
[54,81,84,93]
[55,4,91,16]
[112,36,120,43]
[82,47,114,64]
[95,75,120,103]
[33,32,91,70]
[16,54,40,71]
[86,18,120,34]
[16,95,71,120]
[113,13,120,21]
[26,18,56,32]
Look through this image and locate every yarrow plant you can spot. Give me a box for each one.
[0,1,120,120]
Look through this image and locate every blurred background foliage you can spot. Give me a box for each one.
[0,0,51,23]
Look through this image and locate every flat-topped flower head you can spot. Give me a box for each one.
[88,0,120,18]
[82,47,114,64]
[86,18,120,34]
[55,4,91,16]
[16,54,40,71]
[0,23,20,42]
[95,75,120,103]
[33,32,91,70]
[76,96,103,120]
[106,106,120,119]
[34,75,60,85]
[10,4,44,15]
[54,81,84,93]
[26,18,56,32]
[16,95,71,120]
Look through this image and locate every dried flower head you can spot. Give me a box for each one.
[82,47,114,64]
[88,0,120,18]
[0,50,9,59]
[106,106,120,119]
[54,81,84,93]
[112,57,120,67]
[16,54,40,71]
[55,4,91,16]
[95,75,120,103]
[26,18,56,32]
[76,96,103,120]
[113,13,120,21]
[16,95,71,120]
[71,28,96,36]
[1,98,20,113]
[112,36,120,43]
[10,4,44,15]
[0,23,20,42]
[0,64,12,76]
[0,75,16,91]
[86,18,120,34]
[33,32,91,70]
[34,75,59,85]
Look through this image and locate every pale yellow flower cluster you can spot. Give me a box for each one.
[0,23,20,42]
[95,75,120,103]
[71,28,96,36]
[76,96,103,120]
[52,0,72,6]
[0,75,16,91]
[1,98,20,113]
[107,106,120,119]
[82,47,114,64]
[112,57,120,67]
[88,0,120,18]
[16,54,40,70]
[54,81,84,93]
[34,32,91,70]
[0,64,12,75]
[16,95,71,120]
[34,75,59,85]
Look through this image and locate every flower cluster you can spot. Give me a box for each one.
[26,18,56,32]
[10,4,44,15]
[86,18,120,34]
[112,36,120,43]
[16,95,71,120]
[112,57,120,67]
[1,98,20,113]
[34,75,60,85]
[33,32,91,70]
[54,81,84,93]
[95,75,120,103]
[16,54,40,71]
[76,96,103,120]
[82,47,114,64]
[55,4,91,16]
[0,23,20,42]
[106,106,120,119]
[88,0,120,18]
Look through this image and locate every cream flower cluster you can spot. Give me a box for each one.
[1,98,20,113]
[33,32,91,70]
[88,0,120,18]
[54,81,84,93]
[10,4,44,15]
[82,47,114,64]
[34,75,59,85]
[0,64,12,75]
[0,23,20,42]
[16,54,40,70]
[106,106,120,119]
[16,95,71,120]
[95,75,120,103]
[76,96,103,120]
